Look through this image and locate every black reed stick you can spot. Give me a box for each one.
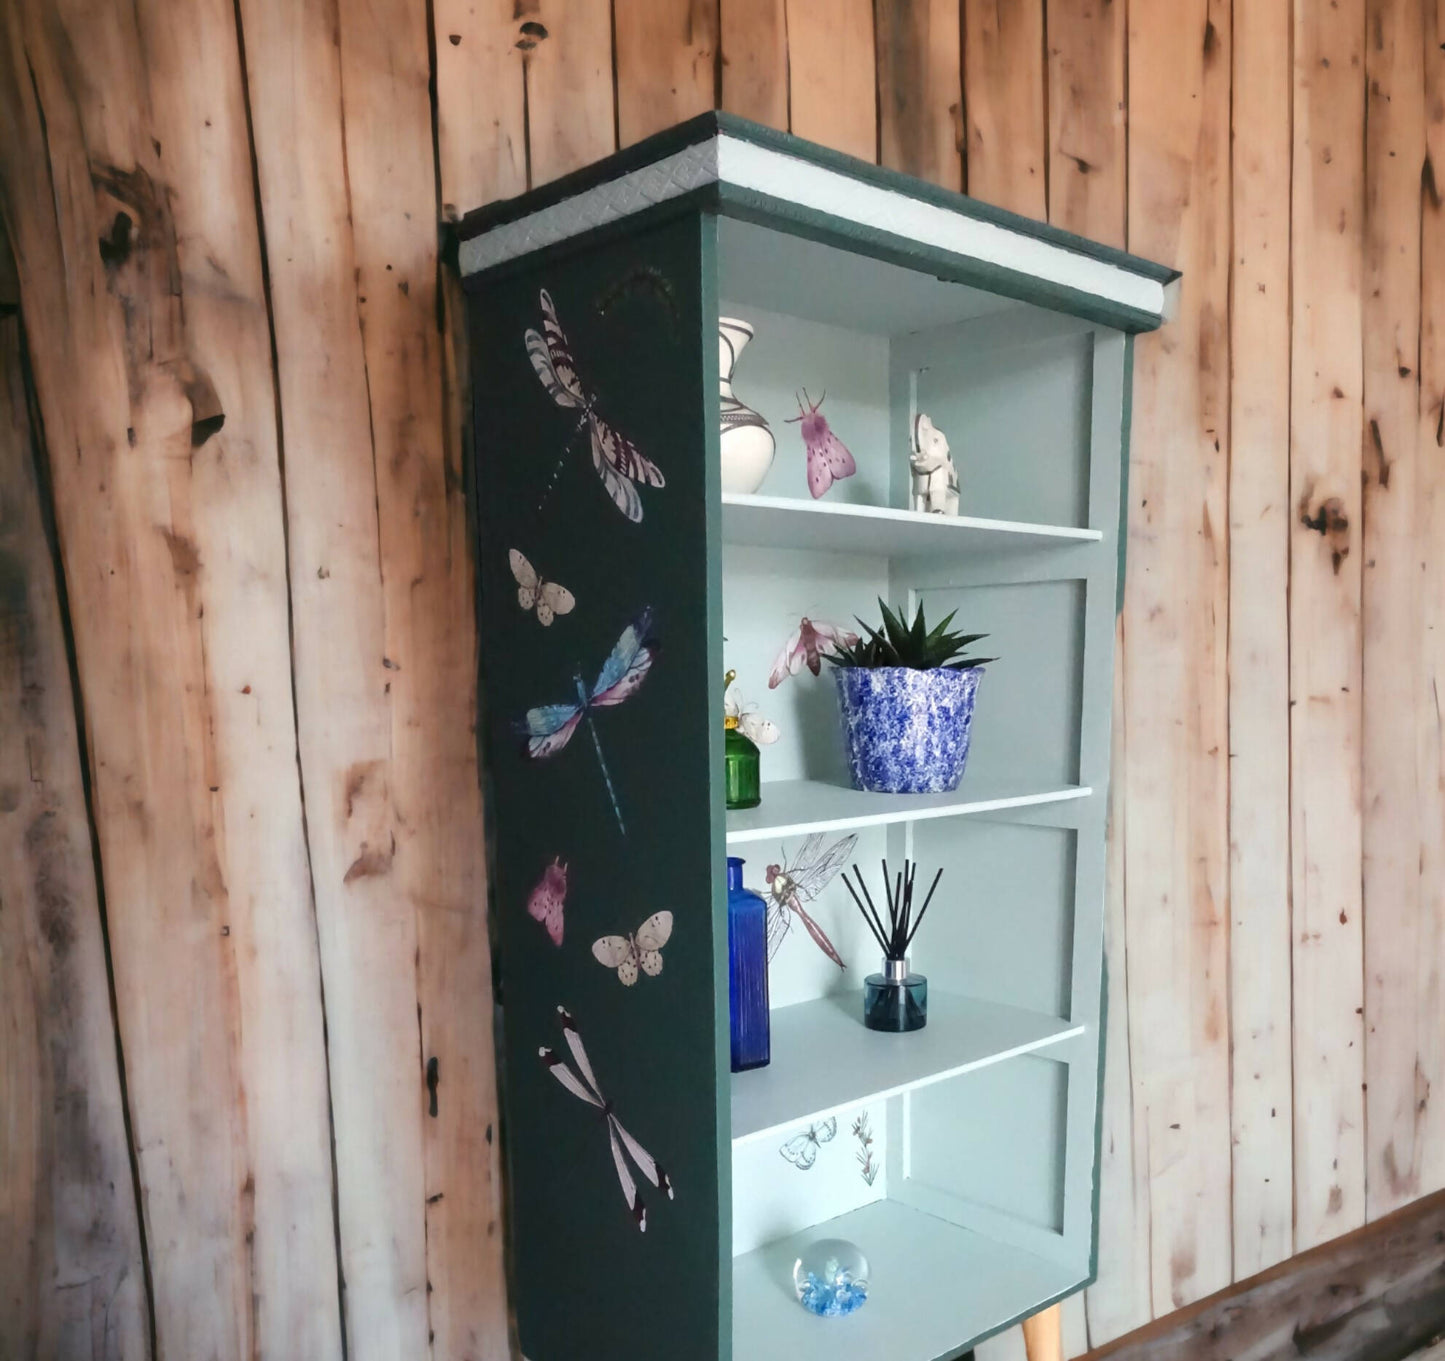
[842,858,945,961]
[842,868,889,955]
[903,866,944,953]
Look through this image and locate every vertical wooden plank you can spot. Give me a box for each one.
[435,0,615,207]
[240,0,510,1354]
[614,0,719,147]
[433,0,526,215]
[1229,0,1295,1278]
[0,4,344,1357]
[1124,0,1234,1314]
[1039,9,1146,1345]
[876,0,964,191]
[0,316,151,1360]
[1413,0,1445,1204]
[786,0,877,161]
[720,0,788,130]
[1362,0,1428,1223]
[338,0,510,1352]
[1047,0,1127,248]
[525,2,617,187]
[1084,636,1156,1347]
[1289,0,1368,1252]
[962,0,1047,217]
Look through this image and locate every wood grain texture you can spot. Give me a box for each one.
[1123,0,1233,1315]
[1084,629,1155,1348]
[1228,0,1295,1279]
[963,0,1047,217]
[1046,0,1126,248]
[1362,0,1429,1223]
[0,3,343,1356]
[524,1,617,188]
[1039,10,1141,1345]
[0,316,151,1361]
[1289,0,1368,1251]
[338,1,507,1353]
[720,0,789,129]
[1080,1187,1445,1361]
[876,0,963,190]
[1411,0,1445,1208]
[786,0,877,161]
[433,0,526,216]
[615,0,719,146]
[239,0,508,1354]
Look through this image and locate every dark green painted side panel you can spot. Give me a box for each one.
[468,215,723,1361]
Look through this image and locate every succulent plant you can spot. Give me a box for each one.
[826,598,994,672]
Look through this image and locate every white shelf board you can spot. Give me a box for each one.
[731,989,1084,1146]
[725,777,1090,845]
[721,492,1101,558]
[732,1198,1083,1361]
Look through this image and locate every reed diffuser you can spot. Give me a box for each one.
[841,859,942,1032]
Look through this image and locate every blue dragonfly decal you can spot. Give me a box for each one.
[518,607,658,835]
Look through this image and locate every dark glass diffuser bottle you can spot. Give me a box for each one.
[863,957,928,1032]
[727,856,770,1069]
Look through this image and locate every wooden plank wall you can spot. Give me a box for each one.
[1,1,1443,1358]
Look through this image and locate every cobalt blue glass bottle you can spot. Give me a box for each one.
[727,856,771,1071]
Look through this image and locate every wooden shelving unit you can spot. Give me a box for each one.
[460,111,1174,1361]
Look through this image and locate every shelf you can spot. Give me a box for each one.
[731,989,1083,1146]
[732,1198,1083,1361]
[725,777,1090,845]
[721,493,1101,559]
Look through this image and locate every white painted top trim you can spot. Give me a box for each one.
[715,138,1165,318]
[459,135,1167,322]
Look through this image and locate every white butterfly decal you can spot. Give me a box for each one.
[591,911,674,986]
[509,548,576,626]
[724,670,780,746]
[540,1006,674,1231]
[779,1116,838,1171]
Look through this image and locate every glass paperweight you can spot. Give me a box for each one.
[727,857,770,1071]
[793,1237,870,1317]
[724,724,761,809]
[863,958,928,1032]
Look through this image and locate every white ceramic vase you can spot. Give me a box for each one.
[719,317,775,494]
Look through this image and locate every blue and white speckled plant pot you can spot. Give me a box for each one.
[833,666,983,794]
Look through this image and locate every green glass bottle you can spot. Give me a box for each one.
[724,721,761,809]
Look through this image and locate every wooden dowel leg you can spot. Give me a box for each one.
[1022,1303,1064,1361]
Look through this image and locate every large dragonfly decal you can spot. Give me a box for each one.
[765,832,858,969]
[541,1006,674,1232]
[518,607,658,835]
[525,288,666,522]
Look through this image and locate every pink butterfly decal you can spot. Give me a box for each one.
[768,617,860,689]
[527,856,568,945]
[788,389,857,499]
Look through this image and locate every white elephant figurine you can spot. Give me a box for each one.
[909,413,960,516]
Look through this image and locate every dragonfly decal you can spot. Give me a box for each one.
[541,1006,674,1231]
[517,607,659,836]
[764,832,858,969]
[779,1116,838,1171]
[525,288,666,522]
